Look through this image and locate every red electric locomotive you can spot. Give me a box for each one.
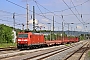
[17,32,79,49]
[17,32,46,49]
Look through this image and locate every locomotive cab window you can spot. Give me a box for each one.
[18,34,28,38]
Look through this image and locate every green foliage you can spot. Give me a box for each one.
[51,34,56,40]
[0,43,16,48]
[79,36,85,40]
[45,33,66,40]
[65,44,70,46]
[45,33,56,40]
[15,29,22,35]
[79,34,86,40]
[88,51,90,57]
[49,34,56,40]
[0,24,13,43]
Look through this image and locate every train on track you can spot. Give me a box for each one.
[17,32,79,49]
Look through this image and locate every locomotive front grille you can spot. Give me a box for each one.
[17,44,28,48]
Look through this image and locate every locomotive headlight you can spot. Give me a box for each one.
[24,39,27,41]
[18,39,21,41]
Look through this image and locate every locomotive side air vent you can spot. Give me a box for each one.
[32,32,43,35]
[25,30,31,33]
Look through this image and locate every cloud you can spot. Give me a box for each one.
[36,23,44,27]
[76,25,82,29]
[35,23,46,29]
[42,19,49,22]
[28,19,38,24]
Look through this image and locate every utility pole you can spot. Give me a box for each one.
[22,23,24,32]
[48,23,51,41]
[71,27,72,36]
[13,12,16,43]
[61,15,64,41]
[50,24,51,41]
[53,16,54,34]
[33,6,35,32]
[26,4,29,30]
[62,22,64,39]
[13,13,15,30]
[67,23,69,35]
[65,23,74,36]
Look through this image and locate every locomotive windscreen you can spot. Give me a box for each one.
[18,34,28,38]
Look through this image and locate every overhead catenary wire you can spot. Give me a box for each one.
[0,15,23,23]
[33,0,90,26]
[0,9,27,22]
[0,18,19,28]
[33,0,68,31]
[60,13,90,16]
[5,0,90,19]
[62,0,90,29]
[34,1,51,22]
[0,8,31,28]
[0,9,26,17]
[33,0,66,22]
[33,0,62,26]
[33,0,65,25]
[37,13,90,17]
[6,0,90,25]
[33,0,67,29]
[5,0,64,25]
[0,9,47,29]
[0,18,13,22]
[71,0,89,29]
[40,0,90,14]
[0,10,24,26]
[0,10,12,14]
[33,1,52,26]
[0,18,23,25]
[71,0,85,23]
[70,0,86,31]
[5,0,90,31]
[5,0,52,22]
[62,0,84,25]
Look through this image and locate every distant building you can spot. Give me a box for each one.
[41,31,89,36]
[12,30,16,43]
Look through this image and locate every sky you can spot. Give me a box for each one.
[0,0,90,32]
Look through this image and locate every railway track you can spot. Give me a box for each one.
[0,44,76,60]
[63,42,90,60]
[24,41,84,60]
[23,46,71,60]
[0,45,66,59]
[0,41,87,60]
[23,42,83,60]
[0,47,17,51]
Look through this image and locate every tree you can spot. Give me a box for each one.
[0,24,13,43]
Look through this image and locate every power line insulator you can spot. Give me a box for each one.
[81,14,82,18]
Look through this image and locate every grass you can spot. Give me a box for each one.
[0,43,17,48]
[65,44,70,46]
[88,51,90,57]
